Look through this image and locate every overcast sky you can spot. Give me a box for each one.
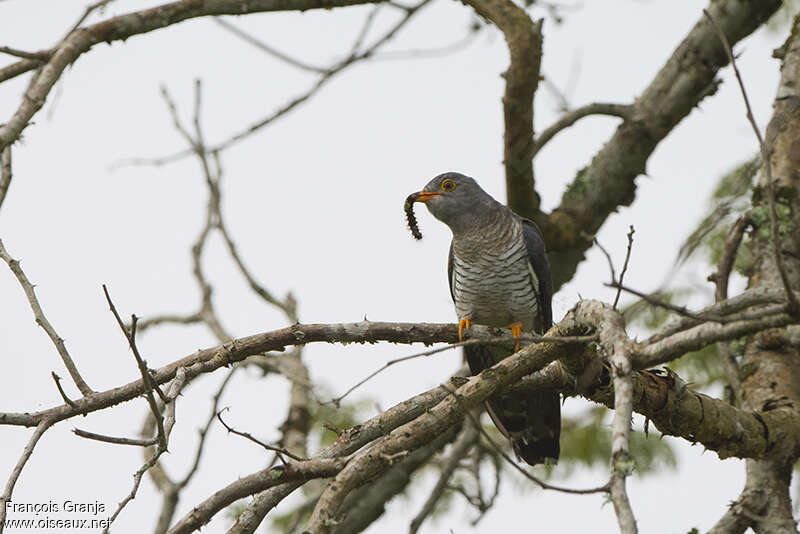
[0,1,791,533]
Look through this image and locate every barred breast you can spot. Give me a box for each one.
[451,217,540,331]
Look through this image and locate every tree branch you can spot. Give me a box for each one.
[533,102,633,157]
[704,8,799,316]
[335,424,460,534]
[0,239,93,395]
[542,0,782,289]
[408,419,479,534]
[0,146,10,211]
[0,0,390,151]
[178,385,455,534]
[102,285,168,450]
[0,419,53,527]
[461,0,543,217]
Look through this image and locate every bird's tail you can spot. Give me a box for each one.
[465,344,560,466]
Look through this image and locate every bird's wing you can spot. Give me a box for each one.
[520,218,553,332]
[447,240,456,303]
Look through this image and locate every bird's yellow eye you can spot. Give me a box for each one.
[441,179,456,192]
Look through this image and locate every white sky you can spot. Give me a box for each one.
[0,1,790,533]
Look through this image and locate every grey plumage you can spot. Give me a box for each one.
[409,172,559,465]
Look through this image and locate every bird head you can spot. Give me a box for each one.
[407,172,494,234]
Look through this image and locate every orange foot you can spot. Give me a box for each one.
[507,321,523,352]
[458,318,471,341]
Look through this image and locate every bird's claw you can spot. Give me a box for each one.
[458,318,471,341]
[508,321,523,352]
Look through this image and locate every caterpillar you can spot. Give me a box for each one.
[404,195,423,240]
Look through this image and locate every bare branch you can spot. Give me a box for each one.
[615,226,635,309]
[216,408,307,463]
[0,239,93,395]
[168,457,350,534]
[461,0,543,217]
[213,18,327,73]
[371,24,478,60]
[0,419,53,526]
[409,419,480,534]
[0,305,795,436]
[0,58,40,84]
[336,424,459,534]
[0,146,11,211]
[533,102,632,156]
[102,284,167,450]
[0,0,391,151]
[608,316,638,533]
[712,214,751,400]
[329,332,596,406]
[703,8,799,316]
[72,428,158,447]
[64,0,116,37]
[450,392,608,496]
[636,310,796,368]
[304,328,595,534]
[115,1,430,169]
[544,0,781,290]
[0,46,50,61]
[136,311,203,332]
[226,385,455,534]
[179,367,237,488]
[49,373,78,410]
[102,368,186,534]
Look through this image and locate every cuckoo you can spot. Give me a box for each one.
[407,171,560,465]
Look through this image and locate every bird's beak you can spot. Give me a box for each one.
[406,190,441,203]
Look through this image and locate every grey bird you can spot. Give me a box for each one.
[408,171,559,465]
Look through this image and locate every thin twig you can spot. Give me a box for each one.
[0,146,11,211]
[0,46,50,61]
[409,421,479,534]
[51,372,78,408]
[329,333,598,406]
[72,428,158,447]
[444,385,609,495]
[64,0,116,37]
[102,284,167,450]
[348,4,382,56]
[136,312,204,332]
[595,237,617,287]
[533,102,633,156]
[614,226,635,309]
[607,281,724,323]
[213,18,327,73]
[0,239,93,395]
[102,369,186,534]
[178,367,238,487]
[704,9,798,315]
[113,0,431,168]
[371,25,478,60]
[216,408,307,463]
[712,214,751,400]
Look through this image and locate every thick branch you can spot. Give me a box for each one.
[461,0,543,216]
[305,331,581,533]
[0,0,384,151]
[542,0,781,289]
[0,322,547,428]
[335,424,460,534]
[176,385,453,534]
